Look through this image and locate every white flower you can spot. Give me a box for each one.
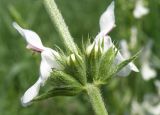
[140,40,156,80]
[133,0,149,19]
[87,1,139,77]
[13,22,61,106]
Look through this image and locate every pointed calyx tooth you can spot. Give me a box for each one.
[67,53,82,66]
[129,62,139,72]
[86,44,94,56]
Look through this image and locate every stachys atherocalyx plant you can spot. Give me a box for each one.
[13,0,139,115]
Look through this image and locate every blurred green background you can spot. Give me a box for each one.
[0,0,160,115]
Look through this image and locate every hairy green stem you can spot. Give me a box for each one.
[43,0,77,53]
[86,84,108,115]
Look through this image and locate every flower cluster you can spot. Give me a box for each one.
[13,1,138,107]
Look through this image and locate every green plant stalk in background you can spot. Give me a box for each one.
[43,0,108,114]
[43,0,78,53]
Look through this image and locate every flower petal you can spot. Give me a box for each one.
[40,58,52,84]
[21,77,42,107]
[92,1,115,54]
[42,48,61,69]
[12,22,44,52]
[40,48,61,85]
[99,1,115,35]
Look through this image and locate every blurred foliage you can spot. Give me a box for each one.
[0,0,160,115]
